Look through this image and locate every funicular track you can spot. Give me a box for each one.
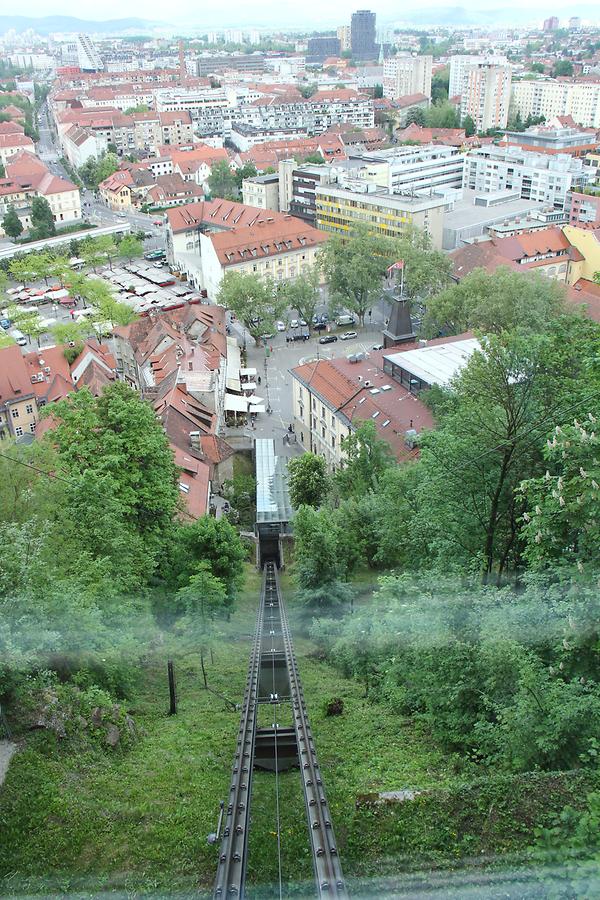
[214,562,347,899]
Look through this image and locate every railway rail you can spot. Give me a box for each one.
[213,561,347,899]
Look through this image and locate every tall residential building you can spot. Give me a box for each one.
[337,25,351,52]
[382,55,433,101]
[351,9,377,61]
[569,17,581,29]
[511,80,600,129]
[460,64,512,132]
[543,16,559,31]
[76,34,104,72]
[448,54,508,99]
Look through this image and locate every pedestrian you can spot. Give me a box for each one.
[257,375,262,385]
[288,424,293,434]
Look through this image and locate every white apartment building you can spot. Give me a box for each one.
[511,80,600,129]
[464,145,593,208]
[382,55,433,101]
[62,125,106,168]
[165,199,327,297]
[460,64,512,132]
[232,90,375,136]
[76,34,104,72]
[155,87,231,136]
[357,145,466,195]
[448,54,509,98]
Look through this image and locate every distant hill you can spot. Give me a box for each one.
[398,4,600,25]
[0,15,159,35]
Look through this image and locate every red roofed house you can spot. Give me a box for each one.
[0,131,35,166]
[145,172,204,208]
[111,304,233,518]
[0,340,116,442]
[157,143,230,188]
[290,335,477,468]
[2,151,82,231]
[451,227,584,283]
[99,169,135,211]
[0,120,25,136]
[166,197,328,296]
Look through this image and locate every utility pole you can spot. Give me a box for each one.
[167,660,177,715]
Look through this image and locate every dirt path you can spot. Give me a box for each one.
[0,740,17,787]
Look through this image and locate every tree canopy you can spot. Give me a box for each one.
[423,267,567,337]
[216,271,285,343]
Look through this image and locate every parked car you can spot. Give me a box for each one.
[312,313,328,324]
[314,321,327,331]
[276,320,286,332]
[0,318,12,330]
[153,219,164,226]
[340,331,358,341]
[9,329,27,346]
[319,334,338,344]
[372,343,384,350]
[299,318,307,327]
[286,332,309,343]
[336,314,356,326]
[290,319,299,328]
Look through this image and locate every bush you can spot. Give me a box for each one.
[11,670,138,750]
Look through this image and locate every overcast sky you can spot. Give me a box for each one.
[13,0,574,27]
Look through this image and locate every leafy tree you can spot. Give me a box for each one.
[9,256,39,285]
[235,162,258,190]
[287,453,328,508]
[425,101,460,129]
[298,82,318,98]
[124,103,150,114]
[118,234,143,262]
[321,223,451,324]
[462,114,476,137]
[405,106,426,126]
[2,205,23,239]
[293,505,344,590]
[431,66,449,103]
[335,420,394,499]
[175,562,227,686]
[423,267,566,337]
[373,83,383,98]
[208,159,239,200]
[50,320,87,348]
[94,235,118,268]
[319,224,394,325]
[530,62,545,73]
[30,196,55,239]
[81,238,106,273]
[279,268,320,331]
[413,322,599,578]
[6,302,45,346]
[298,152,324,165]
[553,60,574,77]
[217,271,284,344]
[520,417,600,575]
[46,383,180,563]
[164,516,246,610]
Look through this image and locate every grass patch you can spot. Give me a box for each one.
[0,564,592,896]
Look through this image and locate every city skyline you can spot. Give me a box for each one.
[3,3,600,31]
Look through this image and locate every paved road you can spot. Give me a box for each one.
[235,321,386,449]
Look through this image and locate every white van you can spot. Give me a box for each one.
[336,314,356,326]
[9,329,27,346]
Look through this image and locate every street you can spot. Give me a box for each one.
[227,319,387,453]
